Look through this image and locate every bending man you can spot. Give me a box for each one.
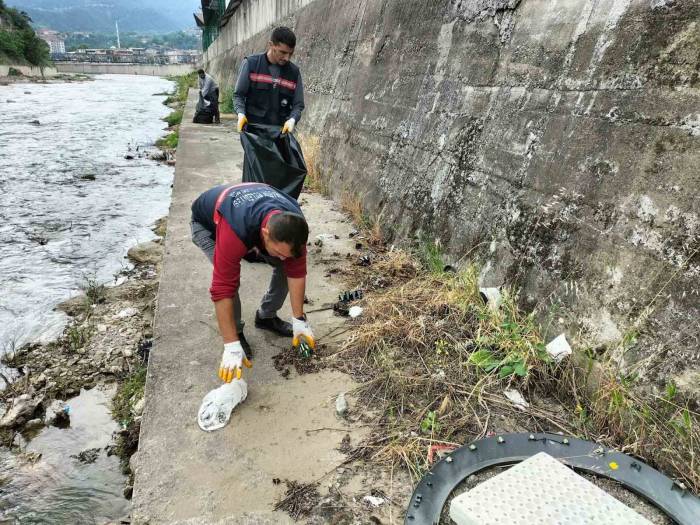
[198,68,220,124]
[191,182,315,382]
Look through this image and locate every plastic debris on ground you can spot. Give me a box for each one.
[479,287,502,311]
[197,380,248,432]
[545,333,572,362]
[503,389,529,411]
[348,306,363,318]
[335,392,348,417]
[362,495,385,507]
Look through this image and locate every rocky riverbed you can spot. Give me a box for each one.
[0,220,166,523]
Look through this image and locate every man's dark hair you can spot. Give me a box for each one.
[197,68,205,75]
[271,26,296,48]
[268,212,308,257]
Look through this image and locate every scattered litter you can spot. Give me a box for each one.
[197,380,248,432]
[503,389,529,411]
[113,276,128,286]
[479,287,502,310]
[333,302,350,316]
[47,403,70,428]
[349,229,358,238]
[314,233,335,247]
[363,495,385,507]
[546,333,572,362]
[358,254,372,266]
[115,307,139,319]
[339,290,363,302]
[427,443,457,464]
[348,306,363,318]
[335,392,348,417]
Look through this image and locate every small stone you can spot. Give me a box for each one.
[132,397,145,416]
[97,324,108,333]
[122,349,133,358]
[129,452,139,474]
[335,392,348,417]
[24,418,44,431]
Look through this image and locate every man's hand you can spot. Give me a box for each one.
[237,113,248,133]
[292,316,315,350]
[282,118,295,134]
[218,341,252,383]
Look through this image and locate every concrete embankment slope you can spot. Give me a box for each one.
[205,0,700,399]
[132,91,364,523]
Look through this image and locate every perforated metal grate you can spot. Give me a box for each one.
[449,452,654,525]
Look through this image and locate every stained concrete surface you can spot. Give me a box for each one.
[132,91,379,523]
[205,0,700,402]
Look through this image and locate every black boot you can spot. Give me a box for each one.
[254,311,292,337]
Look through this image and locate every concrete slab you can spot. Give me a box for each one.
[449,452,653,525]
[132,90,365,524]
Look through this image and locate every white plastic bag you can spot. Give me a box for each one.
[197,380,248,432]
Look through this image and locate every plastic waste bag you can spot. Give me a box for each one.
[193,94,214,124]
[240,123,307,199]
[197,379,248,432]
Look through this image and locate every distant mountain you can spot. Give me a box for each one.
[6,1,197,33]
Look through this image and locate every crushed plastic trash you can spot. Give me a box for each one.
[336,392,348,417]
[479,287,502,311]
[339,289,363,302]
[546,333,572,362]
[503,389,529,411]
[115,307,139,319]
[197,380,248,432]
[363,495,385,507]
[348,306,363,318]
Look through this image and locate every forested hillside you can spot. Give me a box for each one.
[0,0,50,66]
[5,0,195,33]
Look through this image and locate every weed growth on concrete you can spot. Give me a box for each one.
[332,217,699,491]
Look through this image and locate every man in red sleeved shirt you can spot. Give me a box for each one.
[190,182,315,382]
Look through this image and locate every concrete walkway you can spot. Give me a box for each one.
[132,91,364,524]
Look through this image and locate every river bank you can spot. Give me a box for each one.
[0,74,176,523]
[0,222,165,522]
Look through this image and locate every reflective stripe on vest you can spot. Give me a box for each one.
[249,72,297,91]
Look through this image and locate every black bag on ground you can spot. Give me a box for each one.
[240,123,307,200]
[193,95,214,124]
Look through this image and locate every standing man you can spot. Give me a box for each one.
[190,182,316,382]
[234,26,304,134]
[198,68,220,124]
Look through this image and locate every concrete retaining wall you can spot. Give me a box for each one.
[203,0,316,62]
[54,62,195,76]
[0,64,58,77]
[204,0,700,397]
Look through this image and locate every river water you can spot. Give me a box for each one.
[0,75,174,523]
[0,74,174,351]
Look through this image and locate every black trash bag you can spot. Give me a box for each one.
[240,123,307,200]
[193,95,214,124]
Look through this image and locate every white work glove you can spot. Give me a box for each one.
[218,341,252,383]
[237,113,248,133]
[292,316,315,350]
[282,118,295,134]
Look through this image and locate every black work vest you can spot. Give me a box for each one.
[191,183,304,247]
[245,53,300,126]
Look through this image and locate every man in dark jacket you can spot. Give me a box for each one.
[234,26,304,134]
[190,182,315,382]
